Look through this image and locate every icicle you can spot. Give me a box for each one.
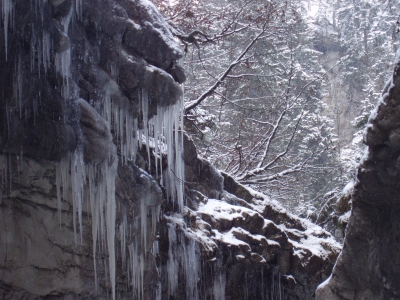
[133,118,138,159]
[87,164,99,289]
[42,31,50,73]
[167,222,178,297]
[140,199,147,253]
[106,154,117,300]
[56,157,66,227]
[155,282,162,300]
[71,150,85,243]
[165,218,200,300]
[56,151,85,242]
[141,89,151,171]
[2,0,13,60]
[55,6,73,97]
[151,206,159,237]
[75,0,82,20]
[7,154,11,193]
[30,21,36,72]
[56,147,117,300]
[119,212,127,266]
[13,55,22,118]
[212,259,226,300]
[159,94,185,211]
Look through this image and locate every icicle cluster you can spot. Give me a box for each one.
[29,0,51,75]
[149,93,185,212]
[52,4,119,299]
[212,259,226,300]
[2,1,187,298]
[101,87,185,211]
[56,149,118,300]
[117,197,160,299]
[165,216,201,300]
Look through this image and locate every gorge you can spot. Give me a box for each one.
[0,0,398,300]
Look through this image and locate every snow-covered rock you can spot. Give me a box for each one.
[157,135,341,299]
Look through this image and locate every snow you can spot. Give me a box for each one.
[197,198,260,222]
[395,47,400,65]
[316,274,332,291]
[290,223,341,261]
[266,239,280,247]
[367,78,391,123]
[197,186,340,263]
[137,0,181,56]
[342,181,354,195]
[338,211,351,224]
[212,229,250,247]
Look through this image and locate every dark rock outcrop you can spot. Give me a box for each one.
[316,58,400,299]
[0,0,182,298]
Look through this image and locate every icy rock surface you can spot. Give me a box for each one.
[0,0,183,298]
[0,1,339,299]
[316,55,400,299]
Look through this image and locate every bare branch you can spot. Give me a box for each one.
[184,27,272,113]
[240,148,317,184]
[237,110,304,181]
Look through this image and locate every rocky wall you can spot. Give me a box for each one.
[316,56,400,299]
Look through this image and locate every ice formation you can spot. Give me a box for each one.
[1,0,12,59]
[56,148,118,298]
[1,0,192,299]
[52,24,185,300]
[165,215,201,300]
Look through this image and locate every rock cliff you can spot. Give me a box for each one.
[0,1,339,299]
[316,56,400,299]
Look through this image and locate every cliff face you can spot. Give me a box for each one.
[0,0,183,298]
[316,58,400,299]
[0,1,339,299]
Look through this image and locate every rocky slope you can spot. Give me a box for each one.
[316,55,400,299]
[158,135,341,299]
[0,0,340,299]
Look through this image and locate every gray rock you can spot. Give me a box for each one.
[316,60,400,299]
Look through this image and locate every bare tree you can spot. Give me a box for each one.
[153,0,340,211]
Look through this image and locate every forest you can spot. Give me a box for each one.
[152,0,400,236]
